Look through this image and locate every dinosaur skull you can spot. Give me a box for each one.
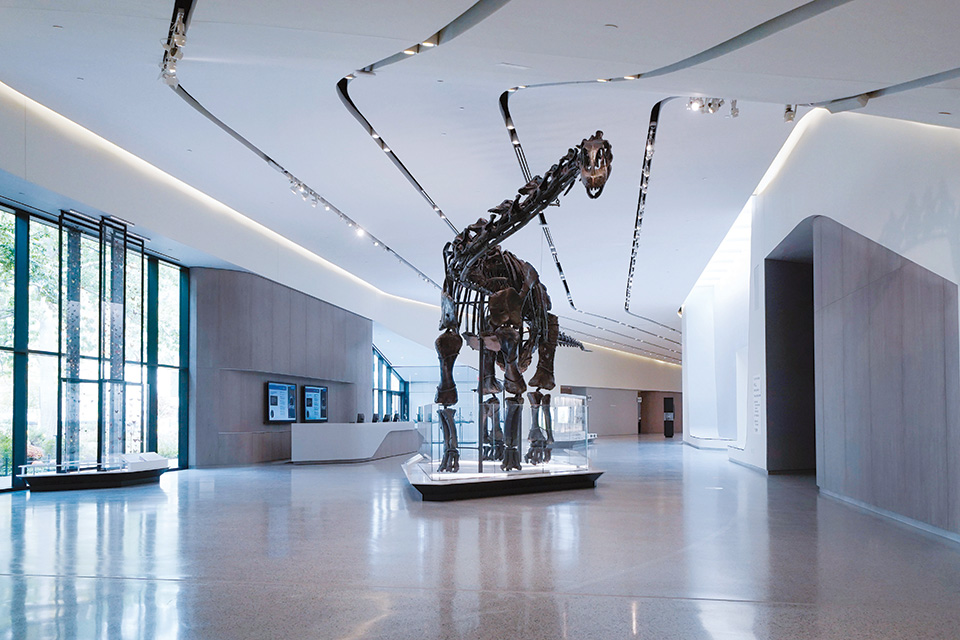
[579,130,613,199]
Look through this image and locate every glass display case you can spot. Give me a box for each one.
[414,393,590,480]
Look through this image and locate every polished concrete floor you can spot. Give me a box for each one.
[4,435,960,639]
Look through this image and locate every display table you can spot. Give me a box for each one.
[20,453,169,492]
[291,421,421,463]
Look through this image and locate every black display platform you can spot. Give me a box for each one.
[402,455,602,501]
[23,468,166,492]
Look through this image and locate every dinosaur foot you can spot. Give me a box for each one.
[524,442,551,465]
[482,442,505,461]
[438,449,460,473]
[501,448,522,471]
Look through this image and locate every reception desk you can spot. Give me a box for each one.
[291,421,421,464]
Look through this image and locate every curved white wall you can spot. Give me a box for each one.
[709,108,960,470]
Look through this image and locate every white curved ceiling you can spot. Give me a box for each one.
[1,0,959,359]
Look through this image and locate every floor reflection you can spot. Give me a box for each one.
[2,438,960,639]
[3,479,181,639]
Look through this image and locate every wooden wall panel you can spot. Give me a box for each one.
[190,268,373,467]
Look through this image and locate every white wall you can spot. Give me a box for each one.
[0,80,681,394]
[681,286,719,438]
[702,108,960,471]
[682,205,752,445]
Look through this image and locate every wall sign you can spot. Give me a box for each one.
[752,375,762,434]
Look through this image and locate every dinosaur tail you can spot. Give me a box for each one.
[557,331,588,351]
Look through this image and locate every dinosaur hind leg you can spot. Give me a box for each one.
[435,329,463,472]
[528,314,559,391]
[501,397,523,471]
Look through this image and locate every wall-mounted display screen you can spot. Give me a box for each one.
[302,385,328,422]
[266,382,297,423]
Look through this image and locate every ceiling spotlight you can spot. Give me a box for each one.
[382,146,391,153]
[371,132,379,139]
[403,48,417,55]
[597,78,608,83]
[517,85,527,89]
[171,10,186,47]
[687,97,702,111]
[706,98,724,114]
[356,228,365,237]
[730,99,739,118]
[421,41,436,48]
[784,104,796,122]
[623,75,638,80]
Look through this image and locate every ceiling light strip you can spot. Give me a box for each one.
[337,78,458,234]
[623,97,684,334]
[498,0,857,93]
[499,91,683,348]
[335,0,512,233]
[158,7,441,290]
[812,64,960,112]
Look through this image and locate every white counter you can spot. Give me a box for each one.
[291,421,420,463]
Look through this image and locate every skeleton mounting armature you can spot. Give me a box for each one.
[435,131,612,472]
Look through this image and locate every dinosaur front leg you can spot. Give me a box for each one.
[435,328,463,472]
[501,396,523,471]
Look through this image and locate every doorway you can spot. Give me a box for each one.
[764,221,816,473]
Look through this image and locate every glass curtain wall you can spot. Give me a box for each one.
[373,347,408,422]
[0,204,189,491]
[0,207,14,488]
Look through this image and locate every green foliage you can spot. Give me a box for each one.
[0,429,10,476]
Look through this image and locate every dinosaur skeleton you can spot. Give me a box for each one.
[434,131,613,472]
